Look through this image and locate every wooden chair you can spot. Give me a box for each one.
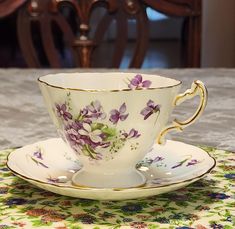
[15,0,202,68]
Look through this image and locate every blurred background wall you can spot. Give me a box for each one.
[201,0,235,67]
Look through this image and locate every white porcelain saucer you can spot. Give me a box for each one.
[7,138,215,200]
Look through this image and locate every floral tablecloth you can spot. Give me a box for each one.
[0,146,234,229]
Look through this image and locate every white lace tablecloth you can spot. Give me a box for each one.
[0,68,234,151]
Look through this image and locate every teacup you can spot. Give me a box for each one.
[38,72,207,188]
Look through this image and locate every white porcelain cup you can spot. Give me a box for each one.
[38,72,207,188]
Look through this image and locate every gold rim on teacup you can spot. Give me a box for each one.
[38,72,182,92]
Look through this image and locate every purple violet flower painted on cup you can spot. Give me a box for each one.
[122,128,140,139]
[78,123,103,144]
[65,123,85,150]
[55,99,142,161]
[56,104,72,121]
[128,74,152,89]
[109,103,129,124]
[140,100,161,121]
[85,100,106,120]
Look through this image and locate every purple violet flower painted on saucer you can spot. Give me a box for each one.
[56,104,72,121]
[128,74,152,89]
[33,150,43,160]
[186,159,200,166]
[136,156,165,168]
[47,176,68,183]
[47,177,60,183]
[171,158,189,169]
[171,157,201,169]
[109,103,129,125]
[153,156,164,163]
[141,100,161,121]
[29,149,49,168]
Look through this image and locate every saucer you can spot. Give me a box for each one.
[7,138,216,200]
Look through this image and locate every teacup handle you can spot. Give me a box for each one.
[157,80,208,144]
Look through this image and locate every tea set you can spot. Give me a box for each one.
[7,72,215,200]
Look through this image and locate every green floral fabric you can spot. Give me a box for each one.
[0,146,234,229]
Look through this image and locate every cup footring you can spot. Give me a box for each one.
[71,169,146,189]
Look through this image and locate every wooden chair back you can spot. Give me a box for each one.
[16,0,202,68]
